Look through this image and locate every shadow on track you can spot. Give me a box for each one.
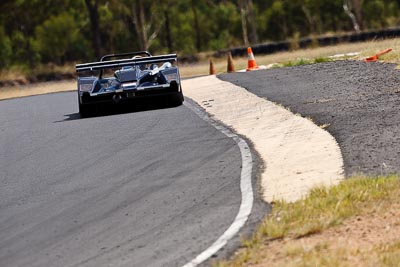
[55,97,183,123]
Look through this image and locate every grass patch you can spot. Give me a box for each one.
[215,175,400,266]
[180,38,400,77]
[277,57,332,68]
[262,176,394,240]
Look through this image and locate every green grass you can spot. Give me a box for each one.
[275,57,333,68]
[215,175,400,266]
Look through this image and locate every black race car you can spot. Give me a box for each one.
[75,51,183,117]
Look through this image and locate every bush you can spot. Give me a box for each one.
[35,13,84,64]
[0,26,12,68]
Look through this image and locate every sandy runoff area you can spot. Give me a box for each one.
[182,75,344,203]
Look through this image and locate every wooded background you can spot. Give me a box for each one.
[0,0,399,69]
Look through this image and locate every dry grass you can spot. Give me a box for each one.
[214,176,400,267]
[0,80,75,100]
[2,38,400,99]
[0,64,74,82]
[0,66,28,82]
[179,38,400,77]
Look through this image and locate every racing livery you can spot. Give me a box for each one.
[75,51,183,117]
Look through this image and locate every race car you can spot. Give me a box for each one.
[75,51,184,117]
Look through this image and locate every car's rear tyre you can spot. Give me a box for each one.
[168,92,183,107]
[167,83,184,107]
[79,103,92,118]
[78,95,93,118]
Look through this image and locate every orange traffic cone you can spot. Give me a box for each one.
[365,48,392,62]
[246,47,259,71]
[209,59,216,75]
[227,52,235,73]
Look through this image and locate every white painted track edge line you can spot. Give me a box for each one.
[182,99,254,267]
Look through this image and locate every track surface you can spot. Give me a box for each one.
[220,61,400,176]
[0,92,248,266]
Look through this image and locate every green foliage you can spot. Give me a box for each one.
[0,26,12,67]
[364,0,386,28]
[35,13,83,64]
[209,2,241,50]
[0,0,399,70]
[314,57,332,63]
[277,56,332,68]
[169,5,196,54]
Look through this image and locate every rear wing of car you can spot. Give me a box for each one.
[76,54,178,73]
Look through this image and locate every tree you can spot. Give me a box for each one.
[130,0,163,51]
[35,13,82,64]
[238,0,249,45]
[1,0,400,71]
[0,26,12,67]
[238,0,258,45]
[343,0,361,32]
[84,0,102,58]
[191,0,202,51]
[352,0,364,30]
[247,0,258,44]
[161,1,173,53]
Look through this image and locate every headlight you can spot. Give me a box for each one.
[79,84,92,92]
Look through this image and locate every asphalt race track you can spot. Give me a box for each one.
[0,92,266,267]
[220,60,400,177]
[5,59,395,266]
